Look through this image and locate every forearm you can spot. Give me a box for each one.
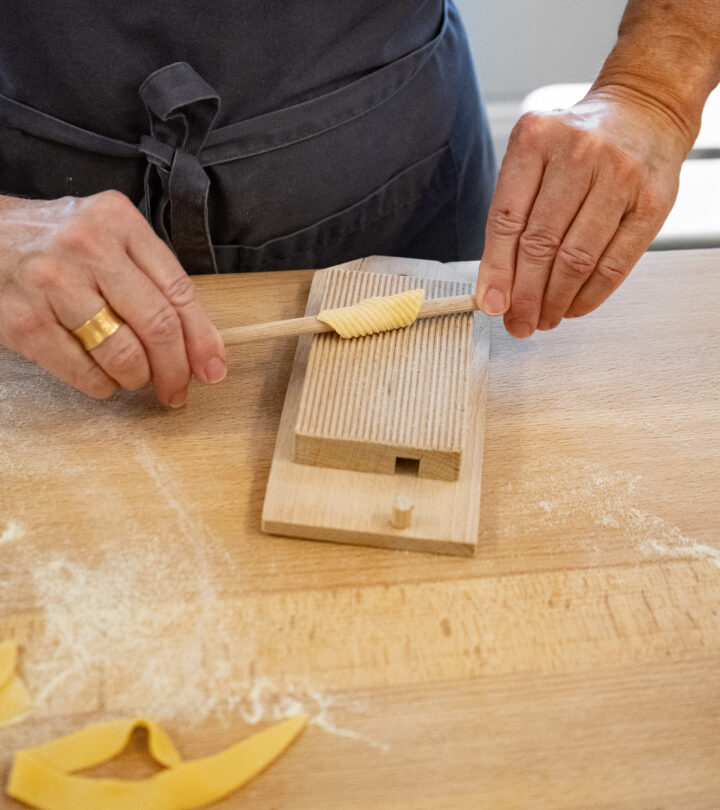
[590,0,720,148]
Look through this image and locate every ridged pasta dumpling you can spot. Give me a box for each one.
[316,288,425,339]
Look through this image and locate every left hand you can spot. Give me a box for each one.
[476,87,693,337]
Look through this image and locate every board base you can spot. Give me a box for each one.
[261,256,490,556]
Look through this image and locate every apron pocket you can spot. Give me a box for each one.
[212,143,457,273]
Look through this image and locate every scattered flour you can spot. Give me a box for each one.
[0,521,25,545]
[644,539,720,569]
[2,430,385,751]
[307,689,390,752]
[507,456,719,568]
[227,677,388,752]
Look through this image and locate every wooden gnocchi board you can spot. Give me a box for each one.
[262,255,491,555]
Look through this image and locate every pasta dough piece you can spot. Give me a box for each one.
[0,640,32,727]
[317,288,425,338]
[7,714,308,810]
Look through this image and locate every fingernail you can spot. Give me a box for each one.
[168,390,187,408]
[507,320,534,339]
[203,356,227,384]
[482,287,507,316]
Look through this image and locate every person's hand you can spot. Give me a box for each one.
[476,87,693,337]
[0,190,226,405]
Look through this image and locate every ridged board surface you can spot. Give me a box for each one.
[294,267,473,478]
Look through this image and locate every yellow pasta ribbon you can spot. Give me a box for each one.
[317,288,425,338]
[7,714,308,810]
[0,640,32,727]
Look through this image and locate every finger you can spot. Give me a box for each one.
[93,251,192,407]
[477,115,546,316]
[537,177,628,329]
[2,300,116,399]
[503,157,592,338]
[40,324,118,399]
[125,216,226,385]
[564,210,659,318]
[89,324,150,391]
[49,283,151,392]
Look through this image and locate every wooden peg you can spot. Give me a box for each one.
[392,497,414,529]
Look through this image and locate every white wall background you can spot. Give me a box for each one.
[454,0,628,155]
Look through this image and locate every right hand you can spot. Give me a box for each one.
[476,89,688,338]
[0,190,226,406]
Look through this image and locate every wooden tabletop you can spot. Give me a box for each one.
[1,249,719,809]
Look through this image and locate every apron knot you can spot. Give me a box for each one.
[138,62,220,274]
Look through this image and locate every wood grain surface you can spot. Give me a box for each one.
[1,249,719,809]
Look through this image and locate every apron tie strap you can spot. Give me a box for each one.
[138,62,220,274]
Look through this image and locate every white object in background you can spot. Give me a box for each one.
[519,83,720,248]
[661,159,720,249]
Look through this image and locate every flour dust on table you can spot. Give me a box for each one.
[0,521,25,545]
[493,454,720,568]
[0,428,388,752]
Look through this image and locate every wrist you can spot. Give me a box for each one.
[590,5,720,152]
[584,77,699,155]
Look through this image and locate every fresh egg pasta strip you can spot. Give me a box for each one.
[0,641,32,727]
[317,288,425,338]
[7,714,308,810]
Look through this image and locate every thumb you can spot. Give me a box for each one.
[475,256,512,316]
[475,261,511,315]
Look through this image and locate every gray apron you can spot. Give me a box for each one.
[0,1,495,274]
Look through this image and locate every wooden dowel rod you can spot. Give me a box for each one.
[416,294,478,318]
[222,315,335,344]
[221,293,479,345]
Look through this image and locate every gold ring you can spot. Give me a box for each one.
[71,305,124,351]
